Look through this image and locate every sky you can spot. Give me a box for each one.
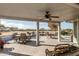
[0,19,73,30]
[61,21,73,30]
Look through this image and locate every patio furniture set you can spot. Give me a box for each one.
[15,33,32,44]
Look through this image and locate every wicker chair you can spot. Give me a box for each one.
[45,44,70,56]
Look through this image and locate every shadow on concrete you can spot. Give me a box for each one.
[19,40,45,47]
[0,48,31,56]
[5,52,31,56]
[40,44,56,47]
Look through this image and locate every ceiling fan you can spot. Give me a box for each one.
[40,11,59,21]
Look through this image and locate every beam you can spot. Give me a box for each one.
[65,3,79,9]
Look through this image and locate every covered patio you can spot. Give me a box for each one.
[0,3,79,56]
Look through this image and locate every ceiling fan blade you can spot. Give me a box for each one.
[49,18,52,21]
[51,16,59,18]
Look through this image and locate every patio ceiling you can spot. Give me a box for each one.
[0,3,79,22]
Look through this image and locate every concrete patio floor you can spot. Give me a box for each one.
[0,36,77,56]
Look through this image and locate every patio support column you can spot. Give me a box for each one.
[58,22,61,42]
[36,21,39,46]
[73,22,77,43]
[0,19,1,32]
[73,19,79,45]
[77,19,79,44]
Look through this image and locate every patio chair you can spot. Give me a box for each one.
[45,44,70,56]
[19,33,27,44]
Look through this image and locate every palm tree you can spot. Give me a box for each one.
[48,21,58,37]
